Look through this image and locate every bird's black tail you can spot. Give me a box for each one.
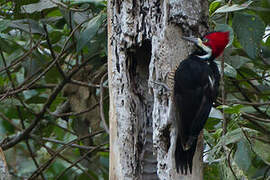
[175,135,198,174]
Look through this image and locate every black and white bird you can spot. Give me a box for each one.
[173,32,229,174]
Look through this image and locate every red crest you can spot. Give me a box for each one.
[203,32,230,58]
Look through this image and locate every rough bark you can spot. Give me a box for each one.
[108,0,208,179]
[0,148,10,180]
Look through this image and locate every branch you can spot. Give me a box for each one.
[99,72,109,134]
[227,145,237,180]
[231,79,270,118]
[31,136,96,179]
[28,130,105,179]
[41,17,66,78]
[41,137,94,150]
[50,0,92,12]
[0,19,88,99]
[0,53,100,150]
[55,144,107,180]
[70,79,108,88]
[242,112,270,123]
[47,97,107,117]
[226,100,270,106]
[0,37,43,74]
[221,54,227,135]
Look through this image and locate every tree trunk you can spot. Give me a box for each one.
[108,0,209,179]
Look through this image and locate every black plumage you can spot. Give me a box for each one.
[174,54,220,174]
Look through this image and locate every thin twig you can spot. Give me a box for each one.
[250,136,270,144]
[99,72,109,134]
[231,79,270,118]
[18,106,46,180]
[47,97,107,117]
[0,37,43,74]
[56,144,107,180]
[50,0,93,12]
[226,100,270,106]
[221,54,227,135]
[227,145,238,180]
[41,137,94,150]
[31,137,95,179]
[28,130,105,179]
[70,79,108,88]
[0,49,36,114]
[0,52,100,150]
[51,121,76,135]
[264,166,270,180]
[42,15,66,78]
[0,112,21,131]
[241,118,270,136]
[0,19,89,99]
[242,112,270,123]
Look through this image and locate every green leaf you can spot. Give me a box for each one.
[100,154,109,169]
[258,0,270,25]
[204,163,222,180]
[207,128,245,163]
[226,55,251,69]
[212,128,223,140]
[224,62,237,78]
[218,128,255,146]
[215,23,234,47]
[232,13,265,59]
[76,13,106,52]
[49,30,63,44]
[225,104,243,114]
[234,140,252,172]
[216,61,237,78]
[204,129,216,145]
[1,98,21,106]
[23,90,38,100]
[214,0,253,14]
[0,38,16,54]
[0,116,15,134]
[0,20,10,32]
[9,19,45,35]
[21,0,57,14]
[209,0,222,16]
[209,107,223,119]
[253,139,270,165]
[69,0,106,6]
[25,95,48,104]
[45,67,61,83]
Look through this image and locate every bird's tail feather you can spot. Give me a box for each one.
[175,135,197,174]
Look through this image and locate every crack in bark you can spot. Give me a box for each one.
[109,0,208,179]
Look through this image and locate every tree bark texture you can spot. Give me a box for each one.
[0,148,10,180]
[108,0,209,179]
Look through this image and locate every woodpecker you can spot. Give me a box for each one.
[173,32,229,174]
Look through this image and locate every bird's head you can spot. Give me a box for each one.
[182,31,230,60]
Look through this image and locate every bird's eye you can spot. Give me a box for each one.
[203,38,209,43]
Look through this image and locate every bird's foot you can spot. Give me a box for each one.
[150,80,171,92]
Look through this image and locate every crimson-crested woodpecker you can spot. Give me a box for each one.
[173,32,229,174]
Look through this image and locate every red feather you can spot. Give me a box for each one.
[203,31,229,58]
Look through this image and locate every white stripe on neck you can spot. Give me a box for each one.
[197,45,212,60]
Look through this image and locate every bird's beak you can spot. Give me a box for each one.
[182,36,200,44]
[182,36,206,50]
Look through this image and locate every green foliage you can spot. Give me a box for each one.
[214,0,253,14]
[0,0,108,179]
[21,0,57,14]
[1,0,270,179]
[205,0,270,179]
[253,139,270,165]
[77,12,106,52]
[232,13,265,59]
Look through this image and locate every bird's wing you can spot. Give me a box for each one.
[175,70,214,150]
